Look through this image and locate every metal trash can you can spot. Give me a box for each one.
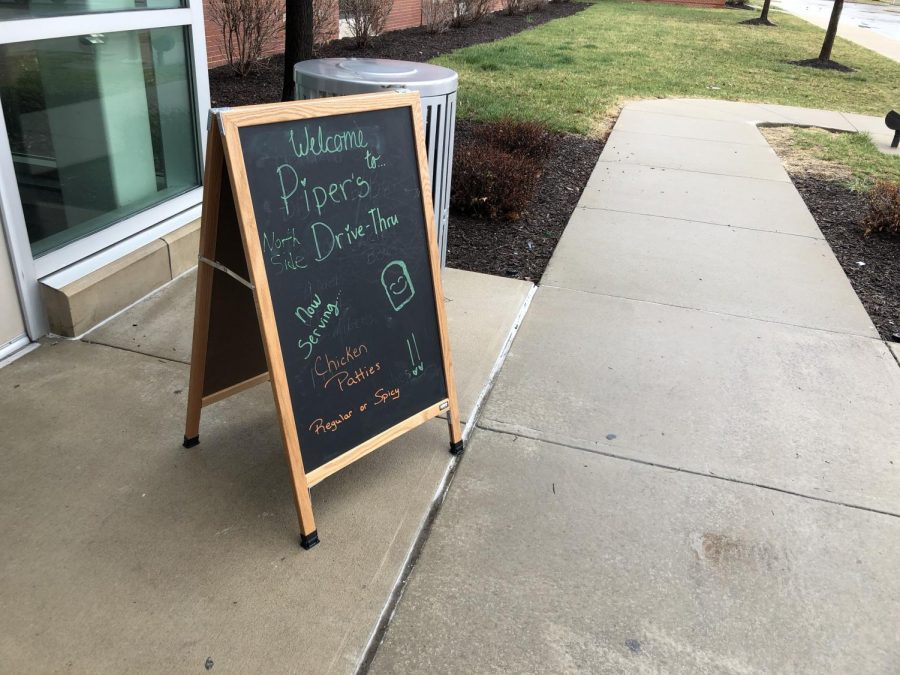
[294,58,458,266]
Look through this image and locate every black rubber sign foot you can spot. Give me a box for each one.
[300,531,320,550]
[450,440,464,456]
[183,435,200,448]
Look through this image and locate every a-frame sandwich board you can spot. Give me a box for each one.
[182,96,463,549]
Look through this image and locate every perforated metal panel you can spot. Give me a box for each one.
[295,59,458,266]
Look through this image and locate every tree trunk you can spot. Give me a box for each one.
[818,0,844,62]
[759,0,772,23]
[282,0,314,101]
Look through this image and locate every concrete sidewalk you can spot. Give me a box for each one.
[0,268,532,673]
[370,100,900,673]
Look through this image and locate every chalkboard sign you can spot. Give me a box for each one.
[182,94,462,549]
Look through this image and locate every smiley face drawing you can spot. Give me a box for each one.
[381,260,415,311]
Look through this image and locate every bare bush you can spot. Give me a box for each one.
[864,180,900,238]
[473,118,554,161]
[313,0,339,43]
[423,0,453,33]
[505,0,545,14]
[207,0,283,76]
[504,0,526,15]
[452,142,540,222]
[344,0,394,46]
[451,0,493,27]
[451,120,554,222]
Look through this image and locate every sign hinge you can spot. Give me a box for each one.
[198,256,254,290]
[208,107,232,133]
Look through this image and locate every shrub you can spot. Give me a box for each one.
[505,0,545,14]
[451,141,541,222]
[863,180,900,238]
[207,0,283,76]
[473,118,554,161]
[505,0,526,15]
[451,0,493,27]
[313,0,340,44]
[343,0,394,46]
[423,0,453,33]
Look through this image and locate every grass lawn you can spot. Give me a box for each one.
[434,0,900,134]
[775,127,900,191]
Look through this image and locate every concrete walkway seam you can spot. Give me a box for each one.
[72,264,200,343]
[80,337,191,367]
[477,423,900,520]
[354,283,537,675]
[577,205,826,241]
[540,282,883,341]
[592,158,790,183]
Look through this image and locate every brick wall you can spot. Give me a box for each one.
[204,0,515,69]
[383,0,422,32]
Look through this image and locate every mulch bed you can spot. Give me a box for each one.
[789,175,900,342]
[788,58,855,73]
[446,121,604,282]
[209,2,587,108]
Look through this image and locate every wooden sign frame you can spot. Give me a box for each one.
[183,93,463,549]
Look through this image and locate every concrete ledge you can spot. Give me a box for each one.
[41,240,171,337]
[40,220,200,337]
[163,219,201,277]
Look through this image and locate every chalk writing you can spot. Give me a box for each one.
[289,126,368,158]
[297,291,341,360]
[374,387,401,405]
[314,343,369,379]
[238,105,449,473]
[322,361,382,392]
[368,208,399,235]
[309,409,353,435]
[276,165,371,217]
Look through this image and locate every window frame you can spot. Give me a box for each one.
[0,4,210,338]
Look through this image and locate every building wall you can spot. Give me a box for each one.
[0,226,26,349]
[384,0,422,33]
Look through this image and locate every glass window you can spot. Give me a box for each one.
[0,26,200,256]
[0,0,184,22]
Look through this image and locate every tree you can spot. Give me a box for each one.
[818,0,844,63]
[756,0,774,25]
[740,0,775,27]
[282,0,315,101]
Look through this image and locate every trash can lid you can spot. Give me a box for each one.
[295,58,458,98]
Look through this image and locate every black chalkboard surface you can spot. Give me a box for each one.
[238,106,447,472]
[183,93,462,548]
